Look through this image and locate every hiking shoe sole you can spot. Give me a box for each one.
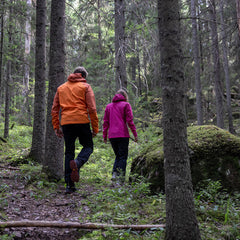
[70,160,79,182]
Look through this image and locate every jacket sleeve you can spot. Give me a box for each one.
[51,91,60,130]
[103,106,109,140]
[85,85,99,134]
[125,103,137,138]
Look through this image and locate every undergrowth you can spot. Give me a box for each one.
[0,123,240,239]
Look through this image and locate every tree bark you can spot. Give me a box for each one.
[29,0,47,163]
[21,0,32,125]
[0,220,165,230]
[4,1,13,139]
[208,0,224,129]
[191,0,203,125]
[236,0,240,37]
[44,0,65,181]
[115,0,127,90]
[0,0,4,106]
[220,0,234,134]
[158,0,201,239]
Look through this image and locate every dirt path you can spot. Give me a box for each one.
[0,166,97,240]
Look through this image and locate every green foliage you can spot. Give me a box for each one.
[0,122,32,160]
[79,178,165,239]
[195,180,240,239]
[195,179,223,203]
[0,234,14,240]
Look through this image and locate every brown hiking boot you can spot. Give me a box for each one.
[70,160,79,182]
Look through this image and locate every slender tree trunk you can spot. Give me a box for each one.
[220,0,234,133]
[4,61,11,139]
[236,0,240,37]
[137,38,142,95]
[209,0,224,129]
[235,0,240,80]
[29,0,46,163]
[44,0,65,181]
[21,0,32,125]
[97,0,103,59]
[197,3,204,72]
[158,0,201,239]
[115,0,127,90]
[0,0,4,105]
[23,0,31,94]
[129,32,138,95]
[191,0,203,125]
[4,1,13,139]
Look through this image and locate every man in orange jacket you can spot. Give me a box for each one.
[51,66,99,194]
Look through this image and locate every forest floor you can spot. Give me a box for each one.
[0,165,101,240]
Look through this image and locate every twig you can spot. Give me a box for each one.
[0,220,165,230]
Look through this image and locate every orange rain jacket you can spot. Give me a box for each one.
[51,73,99,134]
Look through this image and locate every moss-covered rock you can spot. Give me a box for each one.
[130,125,240,193]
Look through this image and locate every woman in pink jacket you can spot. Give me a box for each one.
[103,89,138,184]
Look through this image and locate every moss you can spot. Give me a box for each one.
[131,125,240,194]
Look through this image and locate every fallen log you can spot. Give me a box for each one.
[0,220,165,230]
[0,165,21,171]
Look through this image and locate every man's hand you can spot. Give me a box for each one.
[92,132,97,138]
[55,128,63,138]
[104,138,107,144]
[134,136,138,143]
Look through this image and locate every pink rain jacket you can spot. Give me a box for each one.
[103,94,137,139]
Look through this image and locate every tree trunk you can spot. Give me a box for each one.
[20,0,32,125]
[44,0,65,181]
[236,0,240,37]
[137,38,142,95]
[29,0,46,163]
[4,1,13,139]
[220,0,234,133]
[129,32,138,96]
[115,0,127,90]
[208,0,224,129]
[197,2,204,72]
[97,0,103,59]
[158,0,201,239]
[191,0,203,125]
[0,0,4,106]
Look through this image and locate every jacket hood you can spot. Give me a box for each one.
[67,73,86,82]
[112,94,126,102]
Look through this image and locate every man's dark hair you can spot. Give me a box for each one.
[73,66,88,78]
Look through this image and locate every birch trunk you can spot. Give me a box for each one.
[22,0,32,125]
